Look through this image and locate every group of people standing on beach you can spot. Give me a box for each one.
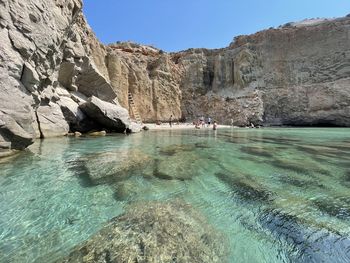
[168,115,217,130]
[194,116,217,130]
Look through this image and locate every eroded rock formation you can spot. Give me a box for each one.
[1,0,350,155]
[176,18,350,126]
[105,17,350,127]
[0,0,137,155]
[106,42,183,122]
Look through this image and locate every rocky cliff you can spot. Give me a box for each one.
[0,0,138,156]
[105,17,350,127]
[176,18,350,126]
[1,0,350,156]
[106,42,183,122]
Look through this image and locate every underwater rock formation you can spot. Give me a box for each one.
[58,201,228,263]
[215,170,274,203]
[77,150,153,186]
[259,208,350,263]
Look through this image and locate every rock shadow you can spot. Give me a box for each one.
[240,146,274,158]
[215,171,274,203]
[259,209,350,263]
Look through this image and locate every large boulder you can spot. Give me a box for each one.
[0,111,34,151]
[58,201,228,263]
[57,96,97,132]
[36,102,70,138]
[79,96,131,132]
[0,68,36,152]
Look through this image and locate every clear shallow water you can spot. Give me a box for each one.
[0,128,350,263]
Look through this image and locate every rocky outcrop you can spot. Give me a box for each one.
[106,42,183,122]
[0,0,138,155]
[58,201,228,263]
[79,96,130,132]
[79,96,142,133]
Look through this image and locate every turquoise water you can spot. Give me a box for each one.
[0,128,350,263]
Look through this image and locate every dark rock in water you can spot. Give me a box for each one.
[215,171,274,203]
[158,144,195,156]
[297,145,350,161]
[153,158,175,180]
[79,96,131,133]
[269,157,332,177]
[57,201,228,263]
[67,159,94,188]
[312,197,350,220]
[278,174,326,189]
[343,170,350,187]
[250,137,301,146]
[152,151,201,181]
[77,150,153,186]
[278,174,307,187]
[259,209,350,263]
[269,159,309,174]
[240,146,274,158]
[113,180,143,201]
[194,142,212,149]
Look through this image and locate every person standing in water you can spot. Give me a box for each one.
[207,117,212,127]
[169,115,173,127]
[213,121,217,130]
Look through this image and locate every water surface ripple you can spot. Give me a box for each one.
[0,128,349,262]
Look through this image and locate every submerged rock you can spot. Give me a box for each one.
[259,208,350,263]
[58,201,228,263]
[158,144,196,156]
[215,171,274,203]
[240,146,274,158]
[78,150,153,186]
[269,156,331,176]
[153,153,200,181]
[344,170,350,187]
[312,196,350,220]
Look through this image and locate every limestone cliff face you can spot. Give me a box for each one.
[107,17,350,126]
[106,42,183,122]
[175,48,264,126]
[176,18,350,126]
[0,0,128,155]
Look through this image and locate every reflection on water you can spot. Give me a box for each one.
[0,128,350,262]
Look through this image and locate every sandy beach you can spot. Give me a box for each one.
[144,123,232,130]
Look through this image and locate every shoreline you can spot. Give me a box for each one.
[144,123,233,130]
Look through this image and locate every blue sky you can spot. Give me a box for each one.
[83,0,350,52]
